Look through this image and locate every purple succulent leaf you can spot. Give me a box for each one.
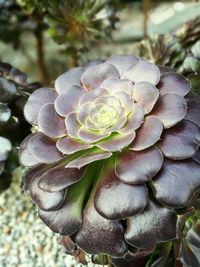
[75,199,127,257]
[114,92,134,114]
[38,166,86,192]
[56,136,92,155]
[94,95,121,106]
[97,132,136,152]
[65,112,81,139]
[158,72,190,96]
[133,81,159,114]
[24,88,57,125]
[55,67,85,94]
[94,168,148,220]
[78,126,111,143]
[151,159,200,208]
[159,119,200,160]
[79,88,109,106]
[125,199,177,249]
[65,148,112,169]
[22,164,46,195]
[19,133,41,167]
[77,103,93,126]
[158,65,174,75]
[130,116,163,151]
[185,98,200,127]
[100,77,134,96]
[116,147,163,184]
[123,60,160,85]
[107,55,140,75]
[150,93,187,128]
[38,197,82,235]
[29,175,66,211]
[118,103,144,134]
[28,133,62,164]
[81,63,119,91]
[38,103,67,138]
[54,85,86,116]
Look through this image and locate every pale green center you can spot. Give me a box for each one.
[96,105,117,126]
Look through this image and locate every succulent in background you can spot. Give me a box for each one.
[138,15,200,96]
[20,55,200,266]
[0,62,39,192]
[44,0,118,66]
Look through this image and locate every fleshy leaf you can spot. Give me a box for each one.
[82,59,105,68]
[0,77,17,102]
[65,149,112,169]
[100,77,134,96]
[0,103,11,125]
[116,147,163,184]
[159,119,200,159]
[185,98,200,127]
[97,132,135,152]
[75,199,127,257]
[158,72,190,96]
[118,103,144,134]
[130,116,163,151]
[79,88,109,106]
[22,165,46,195]
[111,256,148,267]
[150,93,187,128]
[125,199,177,249]
[38,166,86,192]
[24,88,57,125]
[54,85,86,116]
[0,136,12,161]
[78,126,110,143]
[94,168,148,220]
[56,136,92,155]
[81,63,119,91]
[107,55,140,75]
[28,133,62,164]
[133,81,159,114]
[151,159,200,208]
[65,112,80,139]
[55,67,85,94]
[19,134,40,167]
[38,103,66,138]
[29,176,66,211]
[124,60,160,85]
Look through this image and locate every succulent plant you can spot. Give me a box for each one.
[0,62,39,192]
[20,55,200,266]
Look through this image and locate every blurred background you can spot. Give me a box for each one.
[0,0,200,266]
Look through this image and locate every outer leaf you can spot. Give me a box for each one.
[150,93,187,128]
[151,159,200,208]
[130,116,163,151]
[81,63,119,91]
[24,88,57,125]
[116,147,163,184]
[124,60,160,85]
[38,103,66,138]
[159,119,200,160]
[125,199,177,249]
[28,133,62,164]
[75,199,127,257]
[94,168,148,220]
[55,67,85,94]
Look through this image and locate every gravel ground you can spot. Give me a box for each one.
[0,168,98,267]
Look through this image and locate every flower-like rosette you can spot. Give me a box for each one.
[20,55,200,266]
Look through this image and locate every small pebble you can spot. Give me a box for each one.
[0,168,103,267]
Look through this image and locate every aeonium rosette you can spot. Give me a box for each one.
[19,55,200,266]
